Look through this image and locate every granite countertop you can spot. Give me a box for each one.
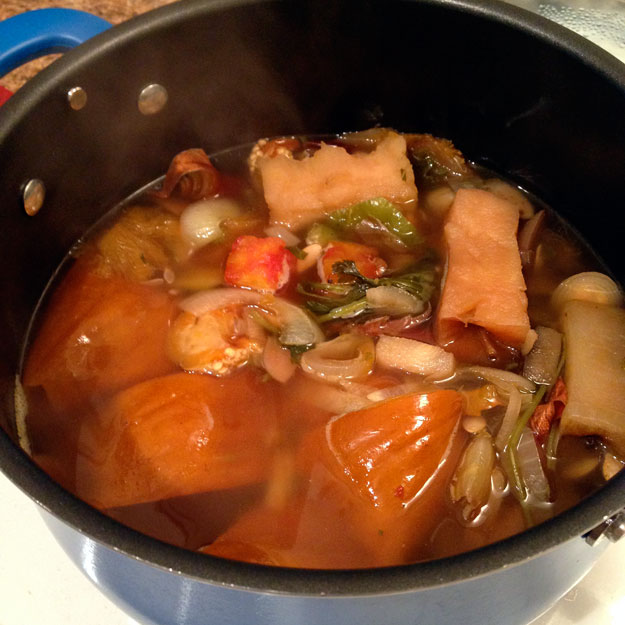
[0,0,174,92]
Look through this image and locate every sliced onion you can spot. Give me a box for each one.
[450,431,496,522]
[270,299,325,346]
[156,148,219,201]
[262,336,296,383]
[365,285,425,316]
[516,428,550,503]
[300,334,375,383]
[523,326,562,386]
[518,209,546,268]
[180,289,323,347]
[296,243,323,273]
[366,381,430,403]
[483,178,535,219]
[495,386,522,451]
[463,366,536,396]
[376,335,455,379]
[292,375,372,414]
[552,271,624,316]
[179,287,262,316]
[264,225,300,247]
[180,198,241,248]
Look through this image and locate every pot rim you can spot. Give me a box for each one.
[2,0,625,596]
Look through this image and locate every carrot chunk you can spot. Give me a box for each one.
[320,241,387,283]
[74,369,278,509]
[436,188,530,356]
[224,235,295,293]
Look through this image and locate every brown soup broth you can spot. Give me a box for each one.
[19,134,623,569]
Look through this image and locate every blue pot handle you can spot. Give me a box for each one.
[0,8,111,78]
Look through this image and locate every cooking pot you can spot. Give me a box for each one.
[1,1,625,624]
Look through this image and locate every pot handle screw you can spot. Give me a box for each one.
[67,86,87,110]
[22,179,45,216]
[138,84,168,115]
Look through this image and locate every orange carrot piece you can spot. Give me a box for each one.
[436,188,530,355]
[74,369,279,509]
[320,240,387,283]
[224,235,295,293]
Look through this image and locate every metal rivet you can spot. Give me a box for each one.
[138,84,168,115]
[23,179,45,216]
[67,86,87,110]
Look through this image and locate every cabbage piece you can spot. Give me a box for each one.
[560,300,625,455]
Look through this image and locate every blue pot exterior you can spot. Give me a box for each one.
[43,508,610,625]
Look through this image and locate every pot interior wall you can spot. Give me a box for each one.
[0,0,624,570]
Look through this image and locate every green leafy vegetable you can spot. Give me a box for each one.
[287,245,307,260]
[305,222,339,247]
[299,260,436,323]
[283,343,314,363]
[327,198,423,248]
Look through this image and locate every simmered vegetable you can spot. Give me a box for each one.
[20,128,625,569]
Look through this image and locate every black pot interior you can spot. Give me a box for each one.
[1,0,625,593]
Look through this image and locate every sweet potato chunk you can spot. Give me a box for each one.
[23,255,177,415]
[260,131,418,230]
[298,390,465,564]
[74,370,279,509]
[437,188,530,353]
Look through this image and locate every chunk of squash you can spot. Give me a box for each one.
[298,390,465,564]
[74,369,279,509]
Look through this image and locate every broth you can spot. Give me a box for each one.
[20,130,625,568]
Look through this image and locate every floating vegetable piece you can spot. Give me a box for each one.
[529,377,567,440]
[259,131,418,230]
[518,209,546,268]
[405,133,471,186]
[224,235,296,293]
[376,335,455,379]
[23,255,177,416]
[483,179,535,220]
[451,430,496,522]
[327,197,423,249]
[365,285,425,316]
[560,300,625,455]
[300,334,375,383]
[523,326,562,386]
[180,198,242,248]
[320,241,387,283]
[167,307,263,376]
[156,148,220,201]
[298,389,464,564]
[437,188,530,354]
[74,370,278,509]
[305,222,339,247]
[262,336,297,383]
[551,271,623,316]
[95,205,186,282]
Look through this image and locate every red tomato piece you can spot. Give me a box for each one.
[224,235,296,293]
[320,241,387,283]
